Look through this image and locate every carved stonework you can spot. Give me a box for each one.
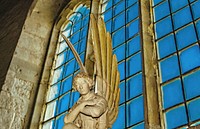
[61,14,120,129]
[63,73,108,129]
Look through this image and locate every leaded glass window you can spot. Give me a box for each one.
[39,0,200,129]
[152,0,200,128]
[101,0,145,128]
[41,4,91,129]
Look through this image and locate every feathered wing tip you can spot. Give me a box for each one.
[90,14,120,127]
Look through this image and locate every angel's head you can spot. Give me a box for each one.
[72,72,94,94]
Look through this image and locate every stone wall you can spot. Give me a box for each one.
[0,74,33,129]
[0,0,69,128]
[0,0,33,91]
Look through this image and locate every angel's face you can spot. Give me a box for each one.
[75,78,90,95]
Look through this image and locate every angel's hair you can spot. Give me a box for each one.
[72,72,94,91]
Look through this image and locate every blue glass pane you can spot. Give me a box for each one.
[173,7,192,30]
[57,92,71,114]
[152,0,164,6]
[63,22,72,32]
[170,0,188,12]
[192,0,200,20]
[180,45,200,73]
[84,9,90,15]
[79,39,86,53]
[196,20,200,39]
[62,27,71,38]
[56,51,67,68]
[73,21,82,33]
[165,106,188,129]
[129,122,145,129]
[69,91,80,108]
[113,12,125,31]
[67,44,78,61]
[159,55,180,83]
[126,19,139,40]
[126,3,139,23]
[162,79,184,109]
[154,1,170,22]
[74,43,80,54]
[155,16,173,39]
[77,6,87,14]
[126,0,138,8]
[126,35,140,57]
[157,34,176,59]
[113,44,125,62]
[112,104,125,129]
[112,27,125,48]
[119,81,125,104]
[103,9,112,22]
[42,119,55,129]
[183,70,200,100]
[126,52,142,77]
[126,73,143,100]
[70,31,80,44]
[105,20,112,33]
[63,59,75,78]
[176,24,197,50]
[102,1,113,12]
[58,41,68,54]
[118,61,125,80]
[126,96,144,127]
[55,113,66,129]
[51,66,64,85]
[70,13,82,23]
[187,98,200,122]
[44,100,58,121]
[62,22,72,37]
[80,25,88,39]
[61,76,73,95]
[113,0,121,5]
[82,15,89,27]
[113,1,125,16]
[67,50,74,61]
[47,83,61,102]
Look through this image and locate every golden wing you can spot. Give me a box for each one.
[90,14,120,128]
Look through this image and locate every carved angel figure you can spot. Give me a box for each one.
[61,14,120,129]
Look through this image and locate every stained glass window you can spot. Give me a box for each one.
[101,0,144,128]
[41,4,90,129]
[40,0,200,129]
[152,0,200,128]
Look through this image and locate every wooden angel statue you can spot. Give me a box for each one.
[61,14,120,129]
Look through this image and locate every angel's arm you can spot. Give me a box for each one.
[81,97,108,118]
[64,100,96,123]
[64,103,84,124]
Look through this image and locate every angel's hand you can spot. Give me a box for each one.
[82,100,96,106]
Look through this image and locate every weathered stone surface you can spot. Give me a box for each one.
[0,78,33,129]
[0,0,33,90]
[0,0,74,129]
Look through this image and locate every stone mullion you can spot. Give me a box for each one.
[139,0,161,128]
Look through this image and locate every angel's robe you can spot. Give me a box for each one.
[70,92,108,129]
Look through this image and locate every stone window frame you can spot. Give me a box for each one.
[30,0,163,129]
